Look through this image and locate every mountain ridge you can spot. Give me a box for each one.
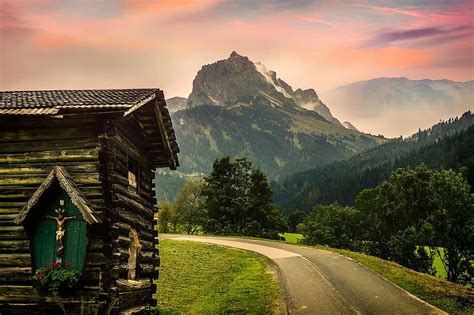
[322,76,473,137]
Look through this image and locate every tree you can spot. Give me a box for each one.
[202,157,286,238]
[300,204,360,250]
[174,179,207,235]
[426,170,474,284]
[356,166,435,273]
[157,200,178,233]
[287,210,307,233]
[355,165,474,282]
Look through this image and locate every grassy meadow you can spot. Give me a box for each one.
[156,239,284,314]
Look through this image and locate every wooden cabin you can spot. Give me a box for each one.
[0,89,179,314]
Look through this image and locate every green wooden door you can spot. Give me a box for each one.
[31,182,88,271]
[63,217,88,270]
[32,219,57,268]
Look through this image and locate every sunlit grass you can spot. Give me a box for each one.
[156,239,282,314]
[280,233,304,244]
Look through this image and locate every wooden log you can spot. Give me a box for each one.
[0,126,97,142]
[0,191,30,200]
[112,194,153,220]
[111,207,153,232]
[0,267,32,284]
[0,208,20,214]
[0,253,30,267]
[111,184,154,209]
[0,162,99,175]
[114,125,150,158]
[0,240,30,253]
[117,288,152,308]
[109,174,153,200]
[0,148,99,165]
[85,252,108,267]
[0,202,25,208]
[0,226,27,239]
[0,173,100,186]
[0,116,99,129]
[0,214,19,221]
[0,285,99,303]
[116,279,151,292]
[0,138,99,154]
[81,187,104,198]
[88,237,104,248]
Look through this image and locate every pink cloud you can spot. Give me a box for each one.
[122,0,221,16]
[369,4,474,25]
[294,14,335,28]
[323,46,431,69]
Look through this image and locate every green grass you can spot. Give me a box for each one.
[280,233,304,244]
[429,247,448,279]
[319,246,474,314]
[156,239,282,314]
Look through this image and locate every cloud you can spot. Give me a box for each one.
[364,25,473,47]
[323,46,430,69]
[123,0,220,16]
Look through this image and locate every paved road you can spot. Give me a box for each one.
[162,234,444,315]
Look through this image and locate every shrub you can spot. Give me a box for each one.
[32,261,81,295]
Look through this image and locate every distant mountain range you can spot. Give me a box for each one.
[156,52,384,200]
[322,77,473,137]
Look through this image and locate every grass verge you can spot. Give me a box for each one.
[156,239,283,314]
[320,246,473,314]
[280,233,304,244]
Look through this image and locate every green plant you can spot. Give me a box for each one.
[32,261,81,295]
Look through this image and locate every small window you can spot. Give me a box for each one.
[128,159,139,191]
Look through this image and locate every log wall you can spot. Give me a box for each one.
[0,117,106,313]
[101,113,159,310]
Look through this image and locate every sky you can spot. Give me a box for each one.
[1,0,473,135]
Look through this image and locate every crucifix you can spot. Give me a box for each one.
[47,200,76,261]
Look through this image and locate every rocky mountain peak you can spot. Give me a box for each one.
[229,51,242,58]
[186,51,342,126]
[294,88,318,100]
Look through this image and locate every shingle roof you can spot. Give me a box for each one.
[1,88,180,169]
[0,89,157,110]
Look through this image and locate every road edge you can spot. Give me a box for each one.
[319,249,447,315]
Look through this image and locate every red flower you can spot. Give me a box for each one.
[64,262,72,268]
[53,262,61,268]
[45,266,50,271]
[36,274,44,279]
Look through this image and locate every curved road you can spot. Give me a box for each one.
[162,234,444,314]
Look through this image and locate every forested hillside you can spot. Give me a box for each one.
[274,111,474,212]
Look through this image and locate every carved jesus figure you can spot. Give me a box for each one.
[47,208,76,256]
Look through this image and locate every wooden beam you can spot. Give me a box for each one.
[153,100,176,170]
